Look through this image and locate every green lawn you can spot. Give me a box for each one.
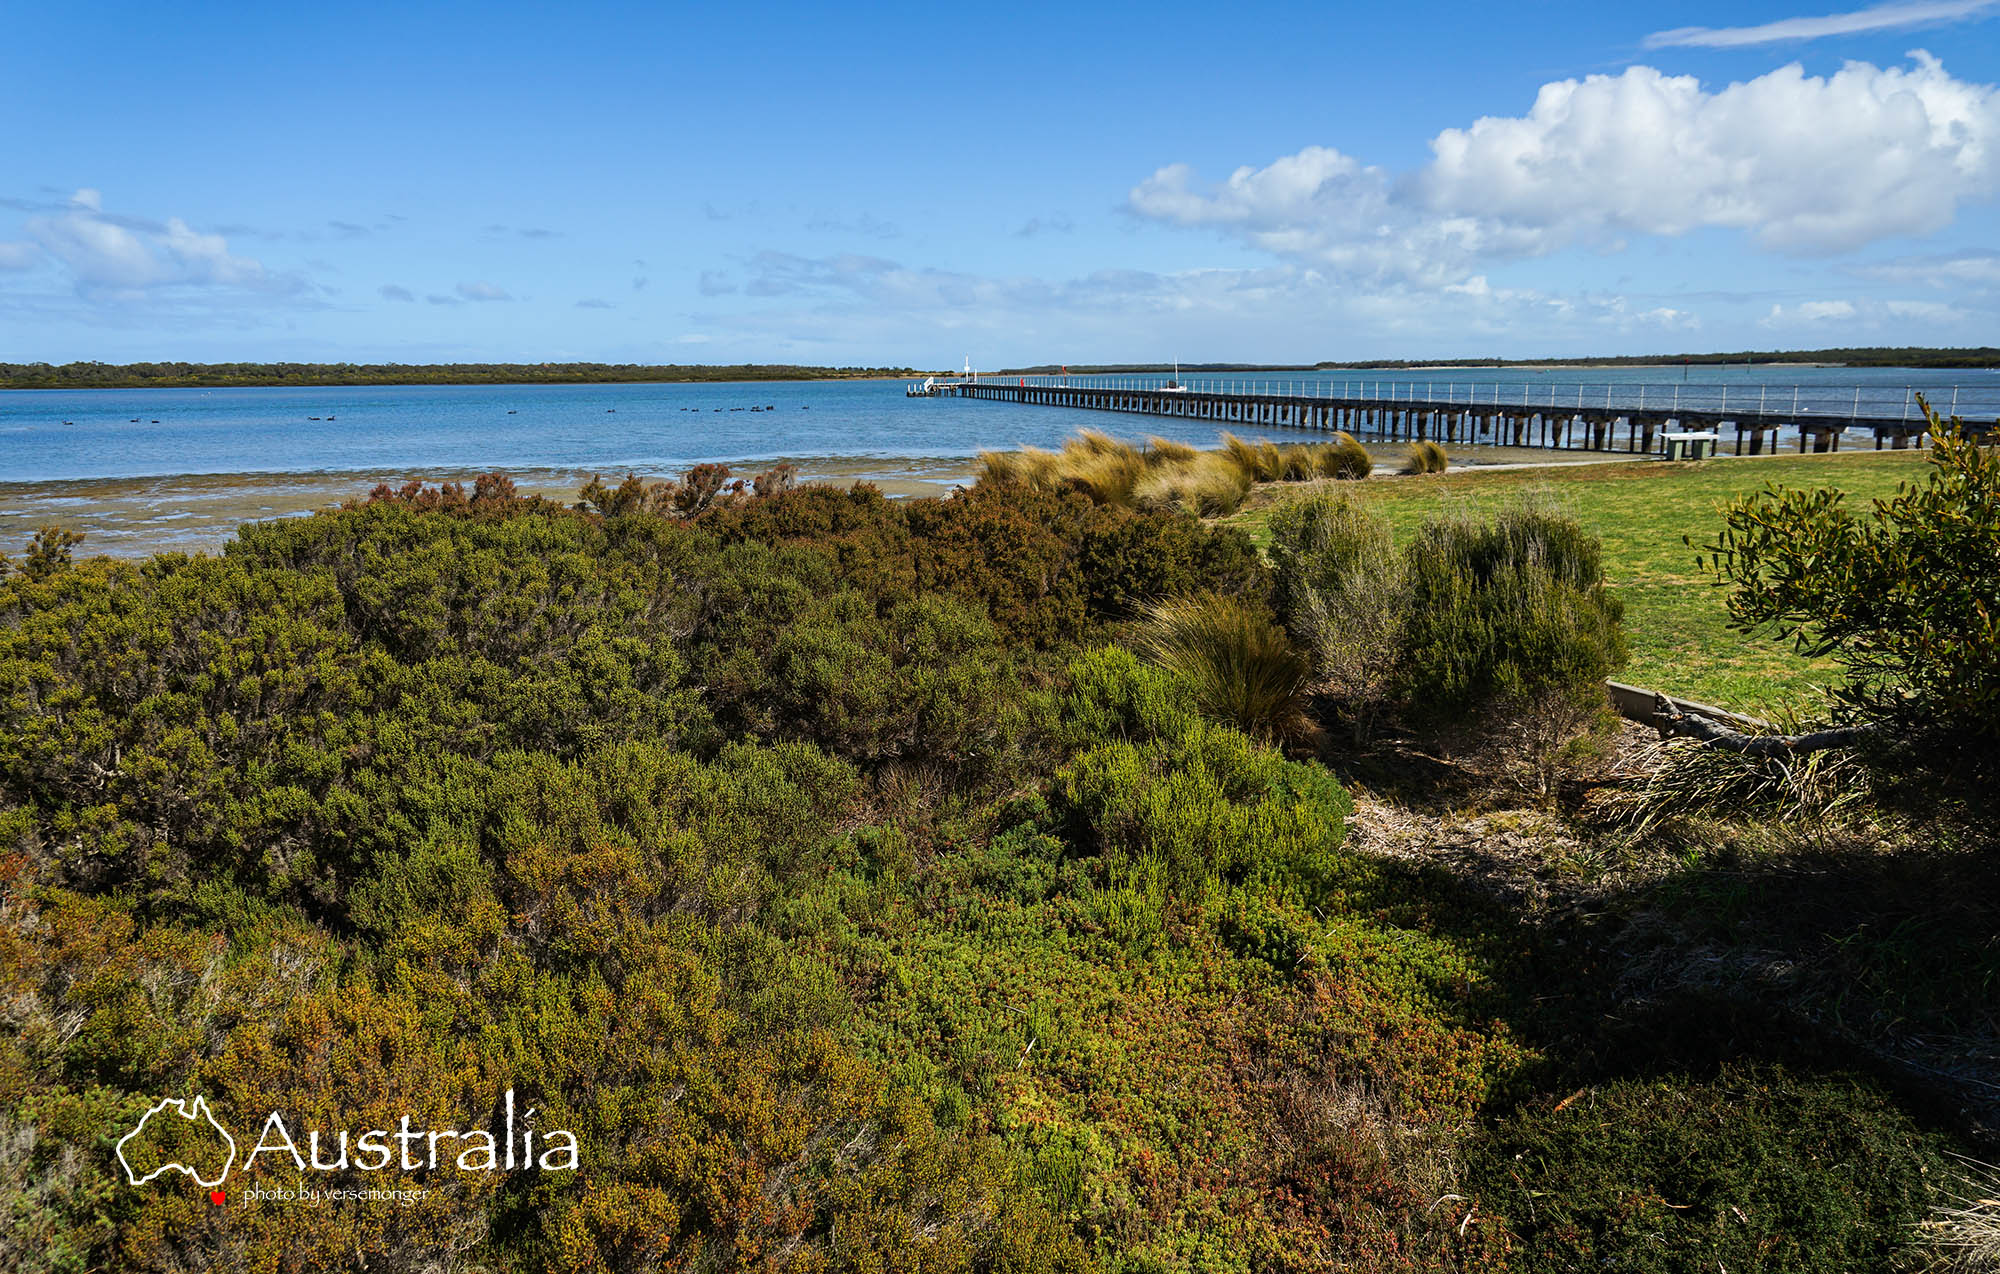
[1225,450,1936,718]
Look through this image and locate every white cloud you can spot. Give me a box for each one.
[1128,54,2000,286]
[454,280,512,302]
[0,241,38,270]
[1758,295,1967,325]
[1647,0,1998,48]
[23,192,301,297]
[1848,250,2000,287]
[1421,54,1998,254]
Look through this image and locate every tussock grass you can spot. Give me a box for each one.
[1323,433,1373,479]
[1401,441,1449,475]
[1133,453,1253,517]
[1136,592,1313,742]
[1060,433,1144,506]
[981,429,1368,519]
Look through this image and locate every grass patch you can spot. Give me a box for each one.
[1226,451,1933,715]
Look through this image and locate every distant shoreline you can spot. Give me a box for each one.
[0,364,945,392]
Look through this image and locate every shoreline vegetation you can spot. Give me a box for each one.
[3,421,1990,1272]
[0,361,939,390]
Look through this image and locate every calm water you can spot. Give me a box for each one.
[3,366,1995,484]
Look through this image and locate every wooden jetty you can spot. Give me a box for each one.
[918,375,1982,456]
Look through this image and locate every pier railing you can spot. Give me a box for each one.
[942,374,2000,423]
[923,372,1999,455]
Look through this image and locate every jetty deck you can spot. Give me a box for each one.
[923,375,1997,455]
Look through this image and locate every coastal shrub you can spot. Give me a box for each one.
[1695,412,2000,811]
[1135,593,1312,743]
[1053,718,1352,898]
[761,592,1022,778]
[1395,503,1625,785]
[1468,1063,1946,1273]
[18,526,84,581]
[1400,440,1448,474]
[1268,492,1407,743]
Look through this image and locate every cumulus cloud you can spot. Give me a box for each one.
[1129,54,2000,284]
[0,241,38,270]
[454,280,511,302]
[24,189,304,296]
[1647,0,1998,48]
[379,283,415,302]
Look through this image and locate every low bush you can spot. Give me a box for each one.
[1396,503,1624,784]
[1468,1063,1947,1273]
[1268,492,1406,742]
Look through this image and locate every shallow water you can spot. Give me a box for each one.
[4,367,1993,486]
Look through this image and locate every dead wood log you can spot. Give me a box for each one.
[1652,693,1874,758]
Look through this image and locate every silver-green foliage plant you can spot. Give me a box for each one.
[1268,493,1406,743]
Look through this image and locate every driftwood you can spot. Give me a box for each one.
[1651,693,1873,758]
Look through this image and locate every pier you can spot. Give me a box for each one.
[919,374,2000,455]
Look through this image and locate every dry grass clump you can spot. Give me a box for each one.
[1611,733,1871,836]
[979,428,1371,518]
[1323,433,1373,479]
[1133,453,1254,516]
[1401,441,1449,475]
[1060,432,1146,506]
[1917,1155,2000,1272]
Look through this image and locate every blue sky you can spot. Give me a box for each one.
[3,0,1999,366]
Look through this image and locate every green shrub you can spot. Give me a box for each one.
[1395,502,1625,784]
[1053,719,1352,898]
[1135,593,1312,743]
[1695,414,2000,810]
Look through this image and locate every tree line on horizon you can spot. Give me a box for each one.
[0,361,939,390]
